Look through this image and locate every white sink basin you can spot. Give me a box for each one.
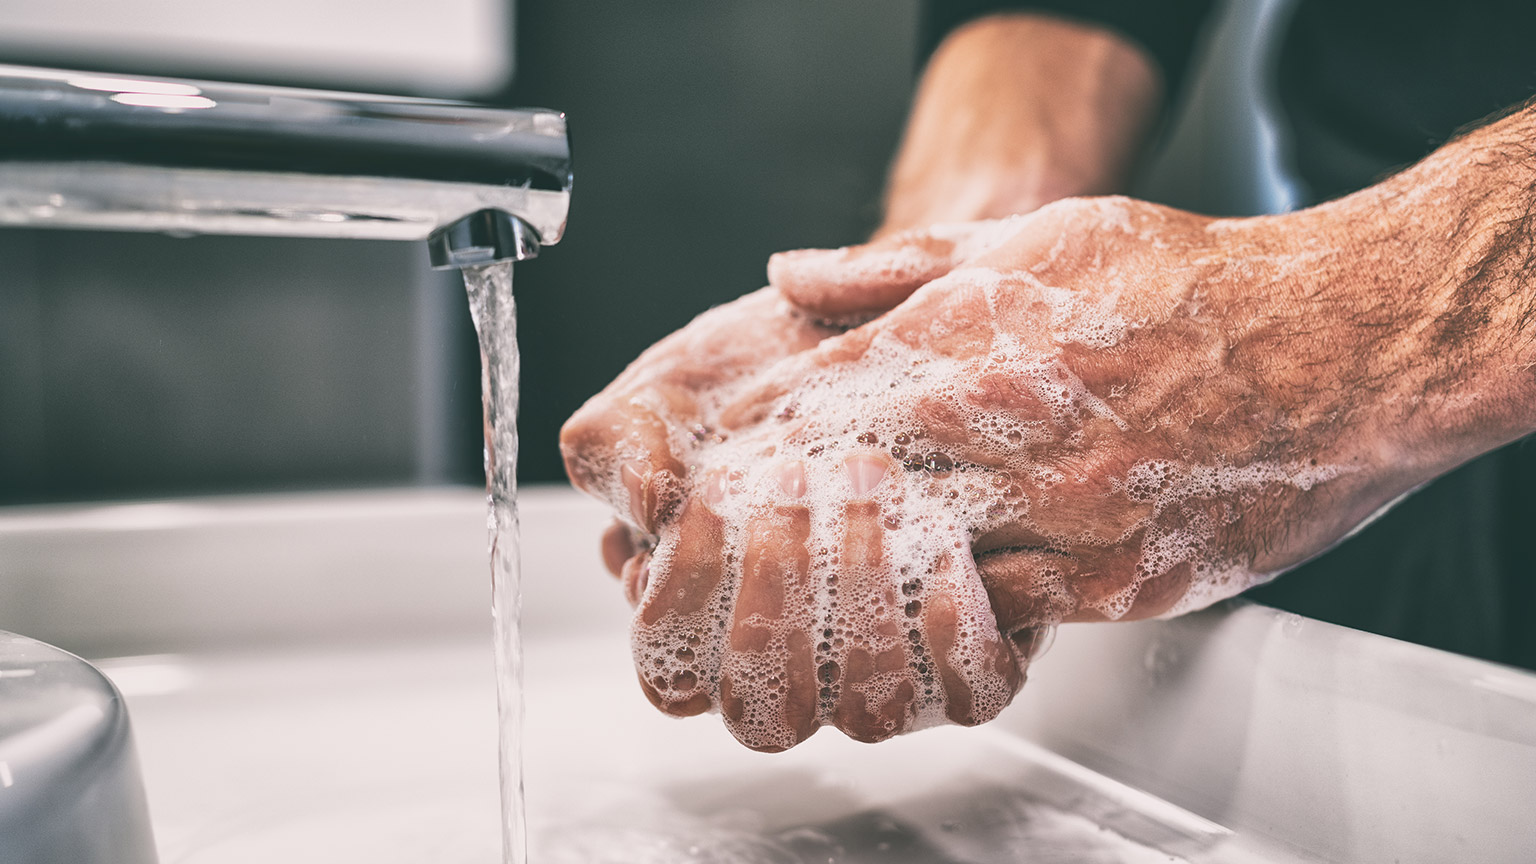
[2,486,1533,862]
[106,635,1217,864]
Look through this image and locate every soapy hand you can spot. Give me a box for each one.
[562,287,843,602]
[762,198,1422,632]
[562,276,1032,749]
[563,194,1468,751]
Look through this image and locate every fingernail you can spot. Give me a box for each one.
[767,248,838,286]
[776,461,807,498]
[703,468,729,506]
[622,554,652,607]
[621,461,648,528]
[845,454,888,497]
[600,521,636,578]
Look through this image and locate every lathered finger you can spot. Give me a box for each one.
[563,288,841,532]
[973,547,1081,634]
[601,520,639,577]
[921,548,1023,726]
[560,397,686,534]
[630,497,732,718]
[769,220,1019,322]
[619,552,651,608]
[830,494,918,743]
[718,497,817,752]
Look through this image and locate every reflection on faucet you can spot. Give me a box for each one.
[0,64,571,266]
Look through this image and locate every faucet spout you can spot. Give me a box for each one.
[0,65,571,268]
[429,210,542,269]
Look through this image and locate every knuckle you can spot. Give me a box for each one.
[1028,195,1095,227]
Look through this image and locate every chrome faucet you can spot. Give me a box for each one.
[0,64,571,267]
[0,65,571,864]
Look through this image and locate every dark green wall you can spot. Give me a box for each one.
[500,0,921,483]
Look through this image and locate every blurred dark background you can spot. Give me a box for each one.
[502,0,921,488]
[0,0,1292,504]
[0,0,923,503]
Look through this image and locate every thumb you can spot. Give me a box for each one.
[767,219,1015,322]
[974,546,1078,636]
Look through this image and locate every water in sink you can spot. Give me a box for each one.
[536,770,1195,864]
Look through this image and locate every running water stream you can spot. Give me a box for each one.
[462,261,526,864]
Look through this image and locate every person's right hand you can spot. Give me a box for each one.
[566,140,1536,751]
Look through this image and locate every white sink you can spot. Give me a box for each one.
[105,635,1219,864]
[2,486,1533,862]
[0,631,156,864]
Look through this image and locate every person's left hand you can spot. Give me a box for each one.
[562,287,843,601]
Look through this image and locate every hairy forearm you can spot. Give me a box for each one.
[880,13,1162,236]
[1419,102,1536,385]
[1274,101,1536,477]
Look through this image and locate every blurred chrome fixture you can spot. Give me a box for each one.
[0,65,571,266]
[0,631,157,864]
